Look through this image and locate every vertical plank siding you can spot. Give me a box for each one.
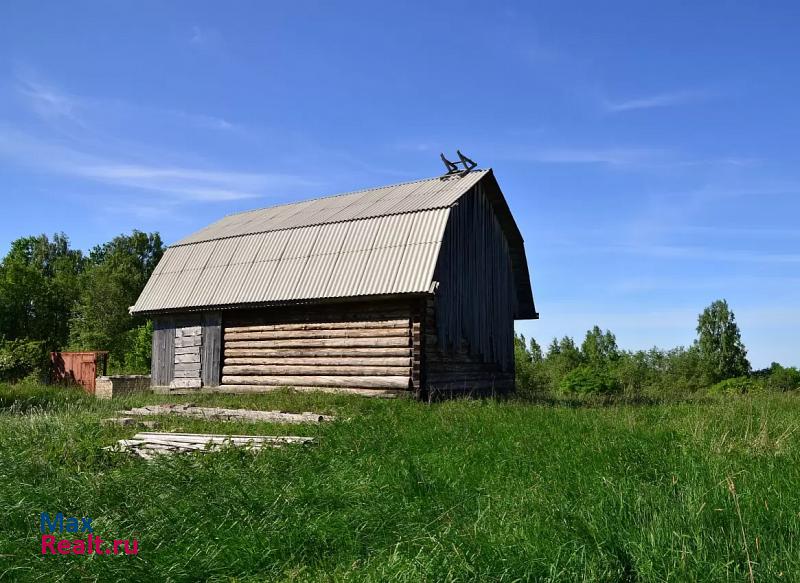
[427,182,517,394]
[151,316,176,387]
[202,312,222,387]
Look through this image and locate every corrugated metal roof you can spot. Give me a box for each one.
[174,170,487,245]
[132,206,454,313]
[130,168,538,316]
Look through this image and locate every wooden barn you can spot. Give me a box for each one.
[130,165,537,398]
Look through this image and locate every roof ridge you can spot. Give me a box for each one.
[217,168,488,221]
[169,207,449,248]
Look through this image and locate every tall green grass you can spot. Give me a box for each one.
[0,383,798,581]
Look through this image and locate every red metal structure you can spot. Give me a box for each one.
[50,351,109,394]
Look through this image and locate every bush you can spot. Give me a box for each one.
[0,339,50,382]
[108,321,152,374]
[708,376,764,396]
[761,363,800,392]
[560,366,621,395]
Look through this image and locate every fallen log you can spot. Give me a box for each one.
[120,404,334,423]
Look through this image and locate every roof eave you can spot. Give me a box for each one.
[130,291,434,317]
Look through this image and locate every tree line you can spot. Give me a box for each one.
[515,299,800,396]
[0,232,163,381]
[1,231,797,393]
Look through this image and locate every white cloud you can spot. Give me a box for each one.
[15,77,82,122]
[511,146,662,166]
[603,90,713,113]
[0,128,313,202]
[189,25,222,47]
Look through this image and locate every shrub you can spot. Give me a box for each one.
[108,321,152,374]
[762,363,800,392]
[560,365,621,395]
[0,339,50,382]
[708,376,764,396]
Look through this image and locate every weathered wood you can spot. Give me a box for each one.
[224,328,409,341]
[224,347,412,357]
[134,432,315,444]
[225,319,408,333]
[176,326,201,337]
[216,385,404,397]
[225,337,409,349]
[108,432,315,458]
[222,364,410,376]
[170,378,201,388]
[221,375,409,389]
[175,346,201,355]
[175,335,202,348]
[175,353,201,364]
[174,359,200,368]
[224,356,411,366]
[151,316,176,387]
[121,404,334,423]
[202,312,222,388]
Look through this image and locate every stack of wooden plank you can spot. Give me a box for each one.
[108,432,315,460]
[120,404,334,423]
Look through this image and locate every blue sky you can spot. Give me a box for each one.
[0,2,798,367]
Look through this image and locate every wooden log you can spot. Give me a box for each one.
[223,328,409,341]
[224,347,412,358]
[224,319,408,333]
[122,405,333,423]
[215,385,404,397]
[225,337,409,349]
[221,375,409,389]
[222,364,410,376]
[224,356,411,367]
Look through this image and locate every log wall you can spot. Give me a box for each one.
[219,299,416,393]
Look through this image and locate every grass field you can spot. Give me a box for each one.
[1,383,799,582]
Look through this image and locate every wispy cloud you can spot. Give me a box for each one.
[507,146,663,167]
[13,69,240,134]
[189,25,222,47]
[597,243,800,264]
[603,89,713,113]
[15,76,82,122]
[0,127,314,202]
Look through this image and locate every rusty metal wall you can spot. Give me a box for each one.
[50,351,108,394]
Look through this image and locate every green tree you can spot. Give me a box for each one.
[695,299,750,384]
[581,326,619,367]
[0,233,84,347]
[69,231,163,368]
[541,336,582,391]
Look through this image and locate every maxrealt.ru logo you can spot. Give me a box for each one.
[40,512,138,556]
